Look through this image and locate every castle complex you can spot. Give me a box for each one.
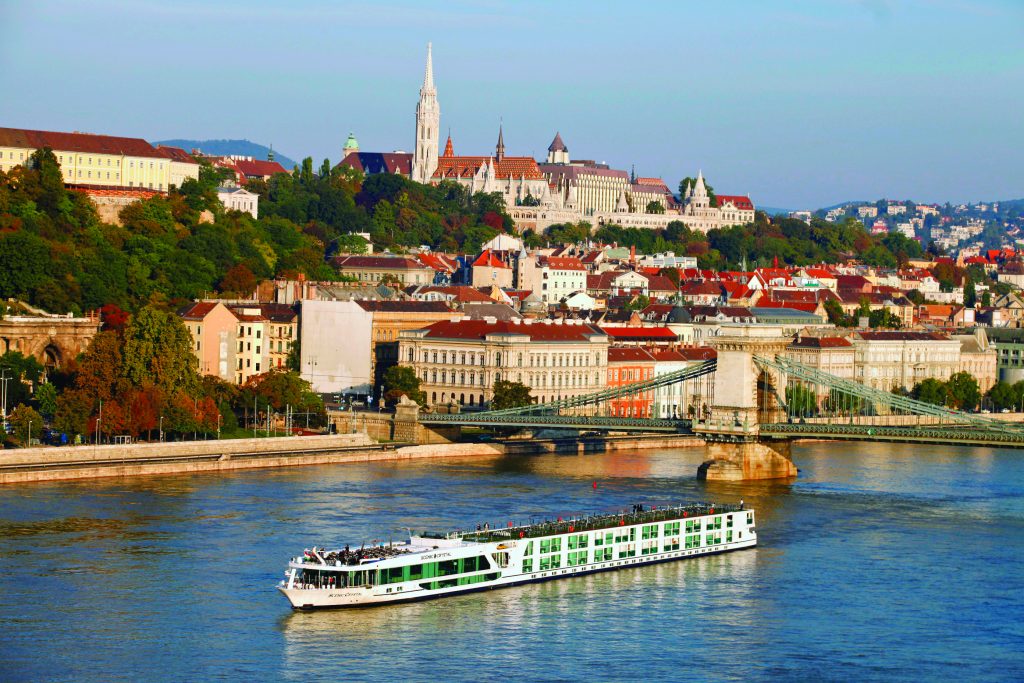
[341,44,755,234]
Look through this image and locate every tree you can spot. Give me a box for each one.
[121,305,200,396]
[987,381,1017,411]
[625,294,650,312]
[912,378,948,406]
[0,351,44,408]
[8,404,43,447]
[490,379,532,410]
[678,177,717,207]
[219,263,257,296]
[964,278,977,308]
[824,298,849,327]
[982,290,992,307]
[785,385,818,417]
[868,308,902,329]
[946,372,981,411]
[34,382,58,419]
[658,267,681,287]
[382,365,425,406]
[646,200,665,215]
[243,369,323,414]
[336,233,368,254]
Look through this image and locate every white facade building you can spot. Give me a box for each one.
[217,186,259,218]
[299,300,374,396]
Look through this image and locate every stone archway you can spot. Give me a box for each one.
[43,343,63,370]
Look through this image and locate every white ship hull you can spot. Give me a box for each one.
[280,504,756,610]
[279,537,756,609]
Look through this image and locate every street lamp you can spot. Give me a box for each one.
[27,419,31,448]
[217,413,222,440]
[159,415,164,443]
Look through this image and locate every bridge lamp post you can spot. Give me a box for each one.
[159,415,163,443]
[27,419,31,447]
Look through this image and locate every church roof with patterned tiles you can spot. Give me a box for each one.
[339,151,412,176]
[432,155,545,180]
[635,177,670,192]
[538,255,586,271]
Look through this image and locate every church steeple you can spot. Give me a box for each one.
[412,42,440,184]
[495,124,505,162]
[442,132,453,158]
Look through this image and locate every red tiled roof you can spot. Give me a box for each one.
[177,301,225,320]
[433,155,544,180]
[233,158,287,177]
[334,255,430,270]
[716,195,754,211]
[857,331,950,341]
[155,145,199,164]
[421,319,604,342]
[645,275,677,292]
[473,250,510,268]
[356,301,451,313]
[541,255,587,271]
[608,347,656,363]
[417,253,458,272]
[416,286,496,303]
[601,326,678,340]
[0,126,163,158]
[790,336,853,348]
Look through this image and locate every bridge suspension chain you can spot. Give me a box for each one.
[754,355,1024,434]
[480,359,718,417]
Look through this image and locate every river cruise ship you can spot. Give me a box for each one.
[278,503,756,609]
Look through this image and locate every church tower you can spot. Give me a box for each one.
[412,43,440,184]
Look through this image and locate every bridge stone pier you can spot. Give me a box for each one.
[696,326,798,481]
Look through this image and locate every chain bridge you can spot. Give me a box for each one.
[419,327,1024,481]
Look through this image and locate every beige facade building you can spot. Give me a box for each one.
[398,318,609,408]
[0,127,198,192]
[851,331,962,391]
[178,301,239,381]
[953,329,997,392]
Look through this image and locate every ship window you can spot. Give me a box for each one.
[436,559,458,576]
[491,552,510,568]
[747,512,754,525]
[524,541,534,556]
[548,554,561,569]
[408,564,423,580]
[664,537,680,552]
[539,556,551,571]
[523,559,533,573]
[385,567,405,583]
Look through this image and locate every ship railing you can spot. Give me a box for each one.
[461,503,743,543]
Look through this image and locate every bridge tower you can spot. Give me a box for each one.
[696,326,798,481]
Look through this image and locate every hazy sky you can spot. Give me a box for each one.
[1,0,1021,208]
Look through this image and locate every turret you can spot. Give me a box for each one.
[495,124,505,162]
[546,132,569,164]
[412,43,440,184]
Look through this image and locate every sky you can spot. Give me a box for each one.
[1,0,1022,209]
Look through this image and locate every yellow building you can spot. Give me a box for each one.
[0,127,198,192]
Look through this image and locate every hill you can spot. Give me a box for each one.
[152,139,297,170]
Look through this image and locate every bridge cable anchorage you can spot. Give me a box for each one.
[752,355,1024,435]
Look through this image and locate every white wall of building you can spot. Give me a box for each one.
[299,300,373,396]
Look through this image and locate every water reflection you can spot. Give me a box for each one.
[0,441,1022,681]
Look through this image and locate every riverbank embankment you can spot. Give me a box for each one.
[0,433,702,484]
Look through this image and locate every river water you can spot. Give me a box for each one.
[1,442,1022,681]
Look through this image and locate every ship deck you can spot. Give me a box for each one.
[455,502,744,544]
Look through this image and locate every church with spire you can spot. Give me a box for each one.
[338,43,755,234]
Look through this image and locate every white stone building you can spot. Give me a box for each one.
[217,186,259,218]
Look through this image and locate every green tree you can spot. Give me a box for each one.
[868,308,902,329]
[946,372,981,411]
[0,351,44,408]
[34,382,58,419]
[8,404,43,447]
[824,298,849,327]
[678,177,717,207]
[981,290,992,307]
[785,384,818,417]
[336,233,368,254]
[490,379,532,410]
[987,381,1017,411]
[243,369,323,416]
[625,294,651,312]
[121,306,200,396]
[964,278,977,307]
[912,378,948,406]
[646,200,665,214]
[382,365,425,406]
